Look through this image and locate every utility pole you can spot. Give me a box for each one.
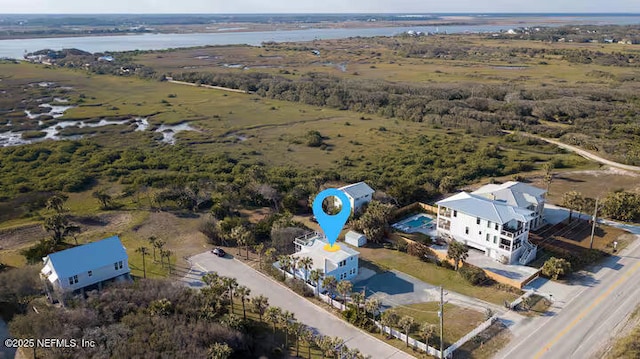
[440,285,444,359]
[589,197,599,250]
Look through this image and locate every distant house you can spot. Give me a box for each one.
[289,232,359,288]
[98,55,114,62]
[41,236,131,302]
[436,181,546,265]
[311,50,321,56]
[336,182,375,214]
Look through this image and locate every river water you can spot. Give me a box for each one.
[1,16,639,59]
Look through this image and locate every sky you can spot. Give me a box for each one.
[1,0,639,14]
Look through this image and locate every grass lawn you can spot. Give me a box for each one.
[357,246,520,305]
[454,320,512,359]
[519,294,552,317]
[392,302,486,349]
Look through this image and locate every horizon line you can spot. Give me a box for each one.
[2,12,640,15]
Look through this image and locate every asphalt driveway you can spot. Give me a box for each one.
[182,251,413,359]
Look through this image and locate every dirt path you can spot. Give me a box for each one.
[166,78,250,94]
[504,131,640,173]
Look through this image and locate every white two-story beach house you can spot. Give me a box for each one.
[337,182,375,214]
[436,182,546,265]
[290,232,359,289]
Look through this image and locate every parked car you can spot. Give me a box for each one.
[212,248,226,257]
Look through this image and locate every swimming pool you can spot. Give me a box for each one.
[404,215,433,229]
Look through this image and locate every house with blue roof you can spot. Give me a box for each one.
[40,236,130,298]
[336,182,375,214]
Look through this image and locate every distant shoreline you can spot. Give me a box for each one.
[1,15,639,41]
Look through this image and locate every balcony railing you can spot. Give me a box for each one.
[439,208,452,217]
[501,226,525,238]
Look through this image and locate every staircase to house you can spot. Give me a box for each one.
[519,240,537,265]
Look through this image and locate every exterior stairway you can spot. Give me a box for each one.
[519,240,537,265]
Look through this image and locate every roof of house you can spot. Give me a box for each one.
[472,181,546,208]
[294,234,359,272]
[345,231,366,240]
[436,192,534,224]
[339,182,375,199]
[42,236,128,279]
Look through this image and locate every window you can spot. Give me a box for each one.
[88,270,93,277]
[486,233,490,242]
[453,210,457,217]
[487,221,491,228]
[465,227,469,235]
[476,217,481,225]
[479,231,482,235]
[495,224,499,230]
[118,261,123,269]
[73,275,78,284]
[493,236,497,244]
[114,262,119,270]
[68,277,74,285]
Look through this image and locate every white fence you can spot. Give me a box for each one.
[443,316,497,357]
[375,322,441,357]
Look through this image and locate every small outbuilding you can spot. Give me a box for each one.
[345,231,367,247]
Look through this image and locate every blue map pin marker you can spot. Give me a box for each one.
[312,188,351,251]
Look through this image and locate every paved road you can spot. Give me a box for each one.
[182,252,414,359]
[503,131,640,173]
[496,234,640,359]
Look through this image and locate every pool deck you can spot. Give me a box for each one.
[392,213,435,235]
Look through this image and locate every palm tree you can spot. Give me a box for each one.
[202,271,220,286]
[45,193,68,213]
[254,243,265,269]
[236,285,251,320]
[230,225,252,257]
[148,236,158,261]
[447,241,469,271]
[135,246,149,278]
[336,280,353,310]
[280,310,295,348]
[301,326,316,359]
[154,240,166,263]
[221,277,238,313]
[309,269,324,295]
[419,323,436,355]
[398,315,416,347]
[264,247,276,266]
[365,297,381,323]
[160,249,172,274]
[251,295,269,322]
[290,256,299,280]
[299,256,314,282]
[316,335,334,359]
[380,310,399,339]
[322,276,338,307]
[351,292,364,316]
[291,322,308,357]
[266,306,282,338]
[278,255,292,280]
[207,342,233,359]
[543,162,554,194]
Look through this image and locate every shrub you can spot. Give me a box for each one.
[285,277,314,297]
[459,265,488,285]
[541,257,572,280]
[407,242,434,261]
[396,240,408,252]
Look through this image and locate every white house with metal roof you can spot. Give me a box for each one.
[436,182,545,265]
[336,182,375,214]
[289,232,359,289]
[41,236,131,299]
